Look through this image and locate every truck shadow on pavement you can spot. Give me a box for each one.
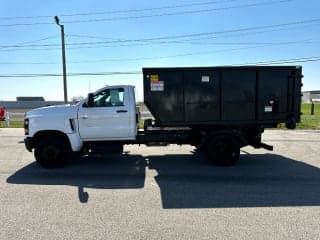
[6,152,320,208]
[7,154,147,203]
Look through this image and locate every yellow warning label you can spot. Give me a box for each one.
[150,74,159,82]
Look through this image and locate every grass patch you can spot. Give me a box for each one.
[138,120,144,129]
[296,103,320,129]
[277,103,320,129]
[0,120,24,128]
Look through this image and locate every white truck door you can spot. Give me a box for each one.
[78,87,132,140]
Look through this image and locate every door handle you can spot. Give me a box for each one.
[116,110,128,113]
[80,115,88,119]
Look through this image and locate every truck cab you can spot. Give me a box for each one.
[77,85,137,141]
[24,85,138,168]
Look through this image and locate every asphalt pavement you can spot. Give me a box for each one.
[0,129,320,240]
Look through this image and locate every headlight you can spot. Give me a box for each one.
[24,119,29,135]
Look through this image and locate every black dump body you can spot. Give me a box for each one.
[143,66,302,128]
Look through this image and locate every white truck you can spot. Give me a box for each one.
[24,67,302,168]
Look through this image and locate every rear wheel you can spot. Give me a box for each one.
[34,136,69,168]
[285,116,296,129]
[205,136,240,166]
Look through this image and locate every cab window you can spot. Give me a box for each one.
[93,88,124,107]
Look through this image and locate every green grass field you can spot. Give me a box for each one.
[0,120,24,128]
[1,104,319,129]
[296,103,320,129]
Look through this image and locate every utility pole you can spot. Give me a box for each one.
[54,16,68,103]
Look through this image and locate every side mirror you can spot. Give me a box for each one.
[87,93,94,107]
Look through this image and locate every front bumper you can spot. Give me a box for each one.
[24,137,33,152]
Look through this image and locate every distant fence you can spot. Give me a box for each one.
[8,112,25,121]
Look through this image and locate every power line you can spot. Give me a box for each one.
[234,56,320,65]
[0,0,292,27]
[1,17,319,49]
[1,23,319,52]
[0,36,58,49]
[165,23,320,42]
[0,0,243,20]
[64,37,318,50]
[0,56,319,78]
[0,21,52,27]
[2,37,317,51]
[81,18,320,42]
[66,34,123,41]
[62,0,293,24]
[37,40,320,63]
[0,39,318,65]
[0,71,141,78]
[67,22,320,44]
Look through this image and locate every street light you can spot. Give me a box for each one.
[54,16,68,104]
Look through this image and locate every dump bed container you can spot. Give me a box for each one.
[143,66,302,128]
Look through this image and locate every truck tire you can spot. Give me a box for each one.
[34,136,69,168]
[205,135,240,166]
[285,117,296,129]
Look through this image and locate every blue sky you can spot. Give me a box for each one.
[0,0,319,101]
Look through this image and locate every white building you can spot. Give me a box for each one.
[302,91,320,103]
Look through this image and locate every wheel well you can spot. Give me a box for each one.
[33,130,71,149]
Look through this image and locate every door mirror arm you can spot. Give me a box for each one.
[84,93,94,108]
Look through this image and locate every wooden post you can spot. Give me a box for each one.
[311,102,314,115]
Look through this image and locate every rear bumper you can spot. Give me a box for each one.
[24,137,33,152]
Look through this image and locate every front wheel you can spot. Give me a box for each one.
[34,136,69,168]
[205,136,240,166]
